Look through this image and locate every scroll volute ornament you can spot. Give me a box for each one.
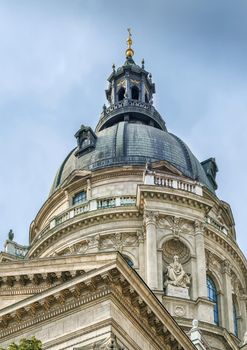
[194,220,205,233]
[144,211,159,226]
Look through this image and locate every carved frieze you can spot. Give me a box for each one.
[221,259,232,276]
[158,216,193,237]
[205,250,222,273]
[99,232,139,251]
[231,271,244,296]
[57,241,89,256]
[55,232,139,257]
[75,333,123,350]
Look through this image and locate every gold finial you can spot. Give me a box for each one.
[125,28,134,58]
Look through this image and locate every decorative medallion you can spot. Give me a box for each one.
[174,305,185,317]
[162,238,190,264]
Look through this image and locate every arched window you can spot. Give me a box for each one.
[118,87,125,101]
[123,255,134,267]
[72,191,86,205]
[131,86,139,100]
[145,93,149,103]
[233,299,239,337]
[207,276,219,325]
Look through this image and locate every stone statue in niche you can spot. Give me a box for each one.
[164,255,191,299]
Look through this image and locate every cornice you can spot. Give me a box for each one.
[28,207,141,258]
[0,257,196,350]
[137,185,213,214]
[205,226,247,281]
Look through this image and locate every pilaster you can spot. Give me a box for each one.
[144,211,158,290]
[137,230,145,279]
[221,259,234,333]
[194,221,207,298]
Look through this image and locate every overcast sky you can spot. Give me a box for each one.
[0,0,246,256]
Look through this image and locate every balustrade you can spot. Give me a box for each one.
[97,198,116,209]
[145,172,203,196]
[34,196,136,241]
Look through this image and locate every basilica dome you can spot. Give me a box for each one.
[49,35,218,196]
[51,121,215,195]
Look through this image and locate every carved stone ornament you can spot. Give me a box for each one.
[158,216,193,236]
[174,305,185,317]
[221,259,232,275]
[144,211,158,226]
[74,333,123,350]
[87,234,100,249]
[243,331,247,345]
[137,230,145,243]
[205,250,222,272]
[194,220,205,233]
[75,332,123,350]
[164,255,190,289]
[231,271,243,296]
[57,241,88,256]
[99,232,138,251]
[162,238,190,264]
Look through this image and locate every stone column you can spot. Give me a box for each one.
[137,230,145,280]
[144,211,158,290]
[190,256,198,300]
[221,259,234,333]
[125,72,130,99]
[194,221,208,298]
[240,295,247,339]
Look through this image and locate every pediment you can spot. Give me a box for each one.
[151,160,183,176]
[0,252,22,263]
[62,169,92,187]
[0,253,196,350]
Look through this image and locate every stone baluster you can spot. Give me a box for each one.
[221,259,234,333]
[144,211,158,289]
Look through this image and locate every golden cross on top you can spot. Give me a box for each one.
[126,28,134,58]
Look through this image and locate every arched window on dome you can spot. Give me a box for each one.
[207,275,219,325]
[145,93,149,103]
[123,255,134,268]
[233,298,239,337]
[131,86,139,100]
[118,87,125,101]
[72,191,86,205]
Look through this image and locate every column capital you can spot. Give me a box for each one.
[221,259,232,276]
[194,220,205,233]
[144,210,158,226]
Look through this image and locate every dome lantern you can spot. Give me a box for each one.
[97,29,165,133]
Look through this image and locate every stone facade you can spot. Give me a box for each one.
[0,34,246,350]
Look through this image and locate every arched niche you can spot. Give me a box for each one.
[131,86,139,100]
[118,87,125,101]
[159,235,192,264]
[162,238,192,298]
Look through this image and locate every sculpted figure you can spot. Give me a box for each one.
[243,331,247,345]
[166,255,190,288]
